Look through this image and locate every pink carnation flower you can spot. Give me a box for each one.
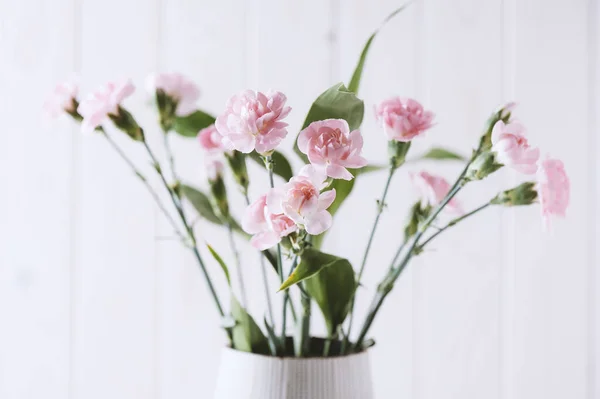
[215,90,291,154]
[375,97,434,142]
[77,79,135,133]
[146,72,199,116]
[537,157,570,227]
[297,119,368,180]
[44,80,78,118]
[242,194,298,250]
[491,120,540,174]
[411,171,462,214]
[198,124,224,154]
[266,165,336,235]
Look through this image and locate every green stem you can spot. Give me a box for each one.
[227,223,248,308]
[323,327,337,357]
[354,178,466,349]
[265,155,289,350]
[163,132,177,183]
[100,130,184,241]
[296,284,311,357]
[343,167,395,352]
[417,202,492,250]
[142,140,227,323]
[244,193,276,328]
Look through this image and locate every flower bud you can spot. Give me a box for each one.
[388,141,411,169]
[208,165,230,220]
[491,182,538,206]
[478,102,517,152]
[225,151,250,194]
[404,202,431,240]
[155,89,177,131]
[108,106,144,141]
[465,151,502,181]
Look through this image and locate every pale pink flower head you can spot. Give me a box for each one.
[491,120,540,174]
[205,158,224,182]
[44,80,79,118]
[146,72,200,116]
[411,171,462,214]
[242,194,298,250]
[215,90,291,154]
[198,124,225,154]
[537,157,570,227]
[297,119,368,180]
[77,79,135,133]
[266,165,336,235]
[375,97,434,142]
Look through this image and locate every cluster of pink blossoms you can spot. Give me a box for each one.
[210,89,367,249]
[489,111,569,225]
[45,78,570,234]
[243,166,336,249]
[373,97,569,223]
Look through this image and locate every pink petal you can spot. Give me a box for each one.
[326,164,354,180]
[318,189,336,211]
[304,210,333,235]
[250,231,281,250]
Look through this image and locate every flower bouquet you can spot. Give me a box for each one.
[46,7,569,399]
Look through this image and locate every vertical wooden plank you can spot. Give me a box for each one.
[157,1,244,398]
[512,1,589,398]
[72,0,159,398]
[412,1,504,398]
[338,1,419,398]
[0,1,75,398]
[591,1,600,397]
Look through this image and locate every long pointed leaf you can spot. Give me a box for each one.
[347,3,412,94]
[206,244,231,287]
[230,296,270,354]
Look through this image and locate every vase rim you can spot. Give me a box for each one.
[221,346,370,361]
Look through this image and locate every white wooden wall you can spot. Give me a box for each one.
[0,0,598,398]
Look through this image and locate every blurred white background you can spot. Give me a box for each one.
[0,0,598,398]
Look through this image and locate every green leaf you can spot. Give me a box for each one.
[249,150,294,181]
[347,3,411,94]
[414,147,466,162]
[181,185,222,225]
[172,110,216,137]
[278,248,340,292]
[263,318,280,355]
[230,296,270,354]
[294,83,365,162]
[304,254,357,333]
[206,244,231,287]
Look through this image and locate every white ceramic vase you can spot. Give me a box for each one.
[213,347,374,399]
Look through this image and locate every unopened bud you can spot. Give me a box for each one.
[155,89,177,131]
[388,141,411,169]
[491,182,538,206]
[108,106,144,141]
[225,151,250,193]
[206,159,229,219]
[209,174,229,220]
[404,202,431,240]
[465,151,502,181]
[478,102,517,152]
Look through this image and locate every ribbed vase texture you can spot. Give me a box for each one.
[213,348,374,399]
